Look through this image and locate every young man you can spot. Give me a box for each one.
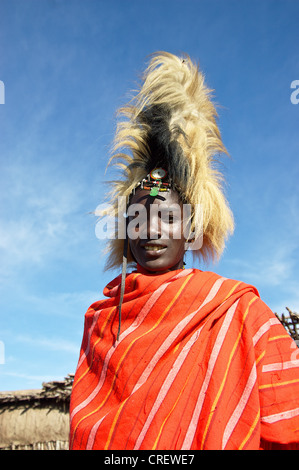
[69,52,299,450]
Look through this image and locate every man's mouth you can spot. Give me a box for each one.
[144,245,166,252]
[141,242,168,255]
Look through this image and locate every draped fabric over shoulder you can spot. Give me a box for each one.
[69,268,299,450]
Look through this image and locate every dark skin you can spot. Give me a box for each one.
[128,188,187,274]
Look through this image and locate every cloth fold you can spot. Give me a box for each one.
[69,268,299,450]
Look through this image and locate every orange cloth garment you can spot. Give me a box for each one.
[69,267,299,450]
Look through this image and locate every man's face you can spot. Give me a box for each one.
[128,188,186,273]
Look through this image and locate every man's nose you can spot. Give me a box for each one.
[137,208,161,240]
[147,204,162,240]
[146,211,161,239]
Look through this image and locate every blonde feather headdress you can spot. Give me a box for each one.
[104,51,234,271]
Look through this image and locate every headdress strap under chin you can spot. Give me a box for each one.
[116,202,129,342]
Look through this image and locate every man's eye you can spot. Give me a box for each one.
[160,211,178,224]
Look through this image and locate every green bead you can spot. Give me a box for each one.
[150,187,159,197]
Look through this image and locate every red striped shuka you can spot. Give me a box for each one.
[69,267,299,450]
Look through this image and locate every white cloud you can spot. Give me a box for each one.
[270,280,299,316]
[226,241,296,287]
[13,333,79,355]
[22,289,101,319]
[1,372,59,389]
[0,158,93,285]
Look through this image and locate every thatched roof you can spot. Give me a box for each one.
[0,374,74,410]
[0,374,74,450]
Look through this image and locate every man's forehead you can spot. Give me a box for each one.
[129,189,181,206]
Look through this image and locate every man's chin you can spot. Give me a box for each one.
[138,258,183,274]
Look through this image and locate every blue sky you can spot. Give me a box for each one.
[0,0,298,391]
